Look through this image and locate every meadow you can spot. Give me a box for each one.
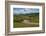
[13,13,39,28]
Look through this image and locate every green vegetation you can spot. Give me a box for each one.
[13,13,39,28]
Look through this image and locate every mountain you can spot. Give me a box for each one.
[14,13,39,16]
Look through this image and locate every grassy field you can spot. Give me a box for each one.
[13,13,39,28]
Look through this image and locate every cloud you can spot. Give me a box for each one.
[13,8,39,14]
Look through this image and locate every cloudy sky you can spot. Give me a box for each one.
[13,8,39,14]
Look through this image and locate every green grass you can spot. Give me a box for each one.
[14,22,39,28]
[13,13,39,28]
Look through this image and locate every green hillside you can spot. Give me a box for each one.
[13,13,39,28]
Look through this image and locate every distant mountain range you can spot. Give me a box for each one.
[14,13,39,16]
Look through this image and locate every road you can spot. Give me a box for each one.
[22,20,38,25]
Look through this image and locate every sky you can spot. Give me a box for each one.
[13,8,39,14]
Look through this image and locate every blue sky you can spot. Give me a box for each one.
[13,8,39,14]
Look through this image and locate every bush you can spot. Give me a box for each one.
[14,17,24,22]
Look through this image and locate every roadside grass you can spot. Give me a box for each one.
[13,22,39,28]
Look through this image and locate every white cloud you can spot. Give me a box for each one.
[13,8,39,14]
